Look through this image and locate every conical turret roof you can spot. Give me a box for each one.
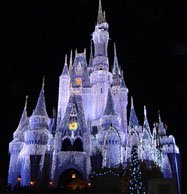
[129,97,139,127]
[61,55,69,76]
[112,43,121,75]
[104,89,117,116]
[32,77,48,117]
[97,0,105,24]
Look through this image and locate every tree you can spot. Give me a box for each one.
[129,145,146,194]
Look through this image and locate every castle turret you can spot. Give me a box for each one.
[112,43,121,86]
[22,79,52,185]
[88,41,94,75]
[90,0,112,119]
[8,96,29,188]
[57,55,71,126]
[119,71,128,140]
[102,89,120,127]
[129,97,139,128]
[142,106,152,161]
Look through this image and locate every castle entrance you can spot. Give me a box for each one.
[58,168,86,190]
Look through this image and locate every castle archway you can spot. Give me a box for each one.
[58,168,86,190]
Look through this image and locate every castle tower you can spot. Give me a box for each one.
[90,0,113,120]
[119,71,128,139]
[22,79,52,186]
[8,96,29,188]
[69,51,91,121]
[111,44,128,136]
[57,55,70,127]
[128,97,140,131]
[87,41,94,75]
[141,106,152,161]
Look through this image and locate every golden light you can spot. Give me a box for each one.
[76,78,82,85]
[17,176,21,182]
[30,181,35,186]
[72,173,76,179]
[88,182,91,187]
[68,122,78,131]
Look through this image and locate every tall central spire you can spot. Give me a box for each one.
[97,0,105,24]
[92,0,109,68]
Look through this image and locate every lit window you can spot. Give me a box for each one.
[76,78,82,85]
[72,174,76,179]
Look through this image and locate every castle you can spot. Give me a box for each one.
[8,0,180,189]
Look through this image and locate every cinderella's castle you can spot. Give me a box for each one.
[8,0,180,189]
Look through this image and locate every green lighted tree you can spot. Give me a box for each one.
[129,145,146,194]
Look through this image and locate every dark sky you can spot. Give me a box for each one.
[1,0,187,191]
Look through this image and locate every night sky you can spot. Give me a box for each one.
[1,0,187,191]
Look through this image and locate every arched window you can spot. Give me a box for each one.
[73,138,83,151]
[61,139,72,151]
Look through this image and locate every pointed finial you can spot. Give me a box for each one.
[69,50,73,73]
[158,109,161,122]
[70,50,72,65]
[131,96,134,109]
[97,0,105,24]
[84,48,86,56]
[114,42,117,56]
[144,105,147,116]
[24,95,28,110]
[103,11,106,21]
[42,75,45,89]
[65,54,68,64]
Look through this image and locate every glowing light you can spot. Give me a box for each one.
[72,174,76,179]
[17,176,21,182]
[30,181,35,186]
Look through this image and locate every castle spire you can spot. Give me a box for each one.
[129,97,139,127]
[84,48,86,56]
[158,109,162,123]
[69,50,73,73]
[143,105,150,129]
[112,43,121,75]
[88,41,93,67]
[61,54,69,76]
[16,95,29,129]
[104,89,117,116]
[97,0,105,24]
[32,77,48,117]
[157,109,166,136]
[120,70,127,88]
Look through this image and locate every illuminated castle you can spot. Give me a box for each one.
[8,0,180,189]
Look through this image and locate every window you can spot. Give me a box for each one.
[76,78,82,85]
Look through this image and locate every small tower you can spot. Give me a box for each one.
[142,106,152,161]
[57,55,71,126]
[88,41,94,75]
[8,96,29,188]
[102,89,120,127]
[119,71,128,141]
[129,97,139,129]
[22,78,52,186]
[112,43,121,86]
